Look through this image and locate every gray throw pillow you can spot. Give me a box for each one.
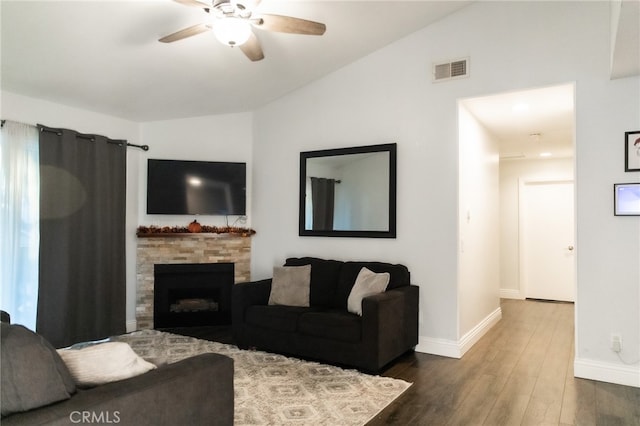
[347,267,390,316]
[1,323,76,417]
[268,265,311,307]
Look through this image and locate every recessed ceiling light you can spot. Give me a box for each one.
[539,152,552,157]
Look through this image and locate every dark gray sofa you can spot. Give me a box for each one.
[1,322,234,426]
[232,257,419,373]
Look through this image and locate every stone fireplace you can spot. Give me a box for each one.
[136,233,251,329]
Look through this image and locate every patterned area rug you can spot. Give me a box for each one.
[112,330,410,425]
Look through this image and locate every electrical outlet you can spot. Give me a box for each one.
[611,334,622,353]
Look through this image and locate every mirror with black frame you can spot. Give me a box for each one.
[299,143,397,238]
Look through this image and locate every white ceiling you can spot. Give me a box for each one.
[1,0,472,122]
[462,84,575,161]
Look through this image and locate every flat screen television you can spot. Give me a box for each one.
[147,159,246,215]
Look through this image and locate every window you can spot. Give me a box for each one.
[0,121,39,330]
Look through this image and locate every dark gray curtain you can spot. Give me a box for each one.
[37,126,126,348]
[310,177,335,230]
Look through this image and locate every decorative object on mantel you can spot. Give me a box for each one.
[137,225,256,237]
[187,219,202,233]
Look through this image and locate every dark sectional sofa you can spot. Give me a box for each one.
[1,321,234,426]
[232,257,419,373]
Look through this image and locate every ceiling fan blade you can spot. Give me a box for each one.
[240,32,264,61]
[173,0,210,8]
[159,23,210,43]
[245,0,262,11]
[253,14,326,36]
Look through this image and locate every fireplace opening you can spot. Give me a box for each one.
[154,263,233,328]
[170,298,218,313]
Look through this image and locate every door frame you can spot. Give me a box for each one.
[518,178,577,301]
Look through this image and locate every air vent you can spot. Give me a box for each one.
[433,58,469,82]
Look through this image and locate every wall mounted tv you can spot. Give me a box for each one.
[147,159,246,215]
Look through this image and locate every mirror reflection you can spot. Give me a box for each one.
[299,143,396,238]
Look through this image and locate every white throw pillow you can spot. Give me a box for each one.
[268,265,311,307]
[347,267,390,316]
[57,342,156,388]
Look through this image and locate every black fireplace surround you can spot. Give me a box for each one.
[154,263,233,328]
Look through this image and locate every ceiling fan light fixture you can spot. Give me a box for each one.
[213,18,252,46]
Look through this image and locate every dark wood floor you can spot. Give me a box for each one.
[370,299,640,426]
[165,299,640,425]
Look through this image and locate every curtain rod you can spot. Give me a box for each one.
[310,176,342,184]
[123,142,149,151]
[38,124,149,151]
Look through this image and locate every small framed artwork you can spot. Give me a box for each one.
[625,130,640,172]
[614,183,640,216]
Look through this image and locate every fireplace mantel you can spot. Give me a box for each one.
[136,225,255,238]
[136,233,251,329]
[137,233,254,238]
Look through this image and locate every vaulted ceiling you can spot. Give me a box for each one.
[2,0,637,161]
[1,0,471,122]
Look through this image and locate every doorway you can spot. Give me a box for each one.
[460,83,576,301]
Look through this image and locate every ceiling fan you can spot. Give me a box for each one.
[159,0,326,61]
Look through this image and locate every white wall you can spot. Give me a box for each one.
[251,1,640,386]
[458,105,501,349]
[1,91,142,330]
[499,157,574,297]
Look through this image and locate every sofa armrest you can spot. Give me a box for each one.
[361,285,419,370]
[2,353,234,426]
[233,279,272,306]
[232,279,272,345]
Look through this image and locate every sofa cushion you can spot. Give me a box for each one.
[298,310,362,343]
[285,257,343,307]
[333,262,410,309]
[245,305,313,333]
[1,323,76,417]
[57,342,157,388]
[268,265,311,307]
[347,267,390,316]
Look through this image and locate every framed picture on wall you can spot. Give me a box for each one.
[614,183,640,216]
[625,130,640,172]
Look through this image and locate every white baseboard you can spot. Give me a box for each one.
[416,307,502,359]
[459,307,502,356]
[499,288,523,299]
[574,357,640,388]
[416,336,461,358]
[126,320,137,333]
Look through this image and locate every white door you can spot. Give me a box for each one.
[520,180,575,302]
